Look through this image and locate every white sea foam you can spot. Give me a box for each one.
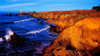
[26,26,50,34]
[4,28,14,41]
[14,18,34,23]
[0,38,5,42]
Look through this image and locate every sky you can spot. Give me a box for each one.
[0,0,99,12]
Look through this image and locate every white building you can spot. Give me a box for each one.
[20,8,22,13]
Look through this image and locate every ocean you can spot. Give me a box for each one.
[0,13,58,56]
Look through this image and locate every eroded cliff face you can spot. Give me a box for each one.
[43,17,100,56]
[33,10,100,33]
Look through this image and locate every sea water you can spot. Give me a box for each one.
[0,13,58,56]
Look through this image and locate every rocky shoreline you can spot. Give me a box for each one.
[19,9,100,56]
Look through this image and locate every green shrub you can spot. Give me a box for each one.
[75,16,85,22]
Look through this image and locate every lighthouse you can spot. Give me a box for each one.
[20,8,22,13]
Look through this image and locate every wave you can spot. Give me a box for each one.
[0,28,14,42]
[14,18,34,23]
[4,28,14,41]
[0,38,5,42]
[0,18,34,25]
[26,26,50,34]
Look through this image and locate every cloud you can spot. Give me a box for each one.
[0,2,37,8]
[6,0,28,2]
[46,4,75,7]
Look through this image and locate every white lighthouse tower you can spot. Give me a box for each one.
[20,8,22,13]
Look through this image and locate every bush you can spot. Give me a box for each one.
[75,16,85,22]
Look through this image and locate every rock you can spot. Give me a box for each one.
[2,33,25,42]
[35,53,42,56]
[13,14,18,16]
[3,13,18,16]
[0,46,6,53]
[18,12,33,15]
[10,33,25,42]
[32,11,36,14]
[92,6,100,11]
[8,13,11,16]
[39,21,43,25]
[49,24,57,32]
[43,17,100,56]
[37,18,40,21]
[18,9,100,56]
[0,22,14,25]
[34,43,41,46]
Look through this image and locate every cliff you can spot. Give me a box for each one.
[43,17,100,56]
[32,10,100,56]
[33,10,100,33]
[19,9,100,56]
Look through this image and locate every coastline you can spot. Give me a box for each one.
[19,9,100,56]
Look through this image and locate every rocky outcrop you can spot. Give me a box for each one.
[92,6,100,11]
[1,33,25,42]
[3,13,18,16]
[18,12,33,15]
[33,10,100,33]
[8,13,11,16]
[43,17,100,56]
[10,33,25,42]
